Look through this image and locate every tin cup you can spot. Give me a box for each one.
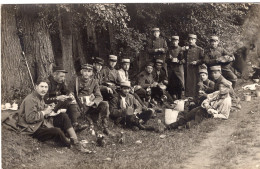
[172,58,178,63]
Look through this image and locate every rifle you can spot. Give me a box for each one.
[21,52,35,88]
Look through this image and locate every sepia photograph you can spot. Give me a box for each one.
[1,3,260,169]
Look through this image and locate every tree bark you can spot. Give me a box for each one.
[58,5,75,91]
[17,5,54,82]
[1,5,32,102]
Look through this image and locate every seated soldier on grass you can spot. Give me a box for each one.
[196,64,215,105]
[109,81,154,131]
[167,80,232,130]
[45,66,87,132]
[17,78,89,152]
[74,64,114,136]
[99,55,121,100]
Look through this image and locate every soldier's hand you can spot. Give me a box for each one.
[56,95,68,102]
[42,106,53,116]
[88,101,95,107]
[155,49,159,52]
[159,48,165,52]
[107,87,114,94]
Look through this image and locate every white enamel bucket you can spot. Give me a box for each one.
[165,109,179,125]
[174,100,185,111]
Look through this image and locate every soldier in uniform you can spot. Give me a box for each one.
[167,36,185,99]
[74,64,113,136]
[18,78,89,152]
[93,57,105,86]
[183,34,205,98]
[204,36,237,88]
[117,58,131,83]
[147,27,168,75]
[109,81,154,131]
[152,59,168,85]
[135,62,157,101]
[196,65,215,105]
[100,55,121,100]
[45,66,87,132]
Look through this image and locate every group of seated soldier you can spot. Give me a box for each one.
[13,27,243,153]
[14,48,238,153]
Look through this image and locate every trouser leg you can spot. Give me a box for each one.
[135,88,147,101]
[66,104,81,124]
[222,69,237,88]
[53,113,73,132]
[53,100,70,112]
[32,127,70,147]
[168,106,202,130]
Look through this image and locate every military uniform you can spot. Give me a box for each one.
[167,45,185,99]
[184,42,204,97]
[45,75,80,126]
[109,81,153,129]
[147,28,168,75]
[205,46,237,87]
[18,91,72,147]
[75,72,110,131]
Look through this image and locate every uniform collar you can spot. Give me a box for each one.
[33,91,44,100]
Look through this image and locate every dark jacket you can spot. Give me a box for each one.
[147,36,168,61]
[45,75,70,104]
[109,93,142,118]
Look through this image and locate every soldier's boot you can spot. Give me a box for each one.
[72,122,88,132]
[102,118,116,137]
[70,138,92,153]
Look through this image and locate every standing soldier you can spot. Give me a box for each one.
[184,34,204,98]
[93,57,105,86]
[100,55,121,100]
[167,36,185,99]
[204,36,237,88]
[147,27,168,75]
[45,66,88,132]
[74,64,113,136]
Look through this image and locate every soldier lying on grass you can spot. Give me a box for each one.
[167,80,232,130]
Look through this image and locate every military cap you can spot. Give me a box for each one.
[210,65,221,71]
[155,59,164,64]
[151,28,160,32]
[53,65,68,73]
[120,81,131,88]
[199,68,208,74]
[109,55,118,61]
[188,34,197,39]
[199,64,208,74]
[220,80,232,89]
[94,57,104,65]
[121,58,131,63]
[81,64,93,70]
[171,36,179,40]
[146,62,154,67]
[210,36,219,41]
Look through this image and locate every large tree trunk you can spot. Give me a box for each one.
[17,5,54,82]
[1,5,32,102]
[58,5,75,90]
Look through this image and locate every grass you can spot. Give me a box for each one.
[2,115,221,169]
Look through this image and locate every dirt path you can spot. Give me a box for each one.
[178,98,260,169]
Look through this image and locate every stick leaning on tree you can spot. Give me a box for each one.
[21,51,35,88]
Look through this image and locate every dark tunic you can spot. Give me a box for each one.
[45,75,70,104]
[152,68,167,84]
[147,36,168,62]
[136,70,155,89]
[184,45,204,97]
[100,66,121,86]
[167,46,185,92]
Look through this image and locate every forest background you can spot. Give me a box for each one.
[1,3,260,104]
